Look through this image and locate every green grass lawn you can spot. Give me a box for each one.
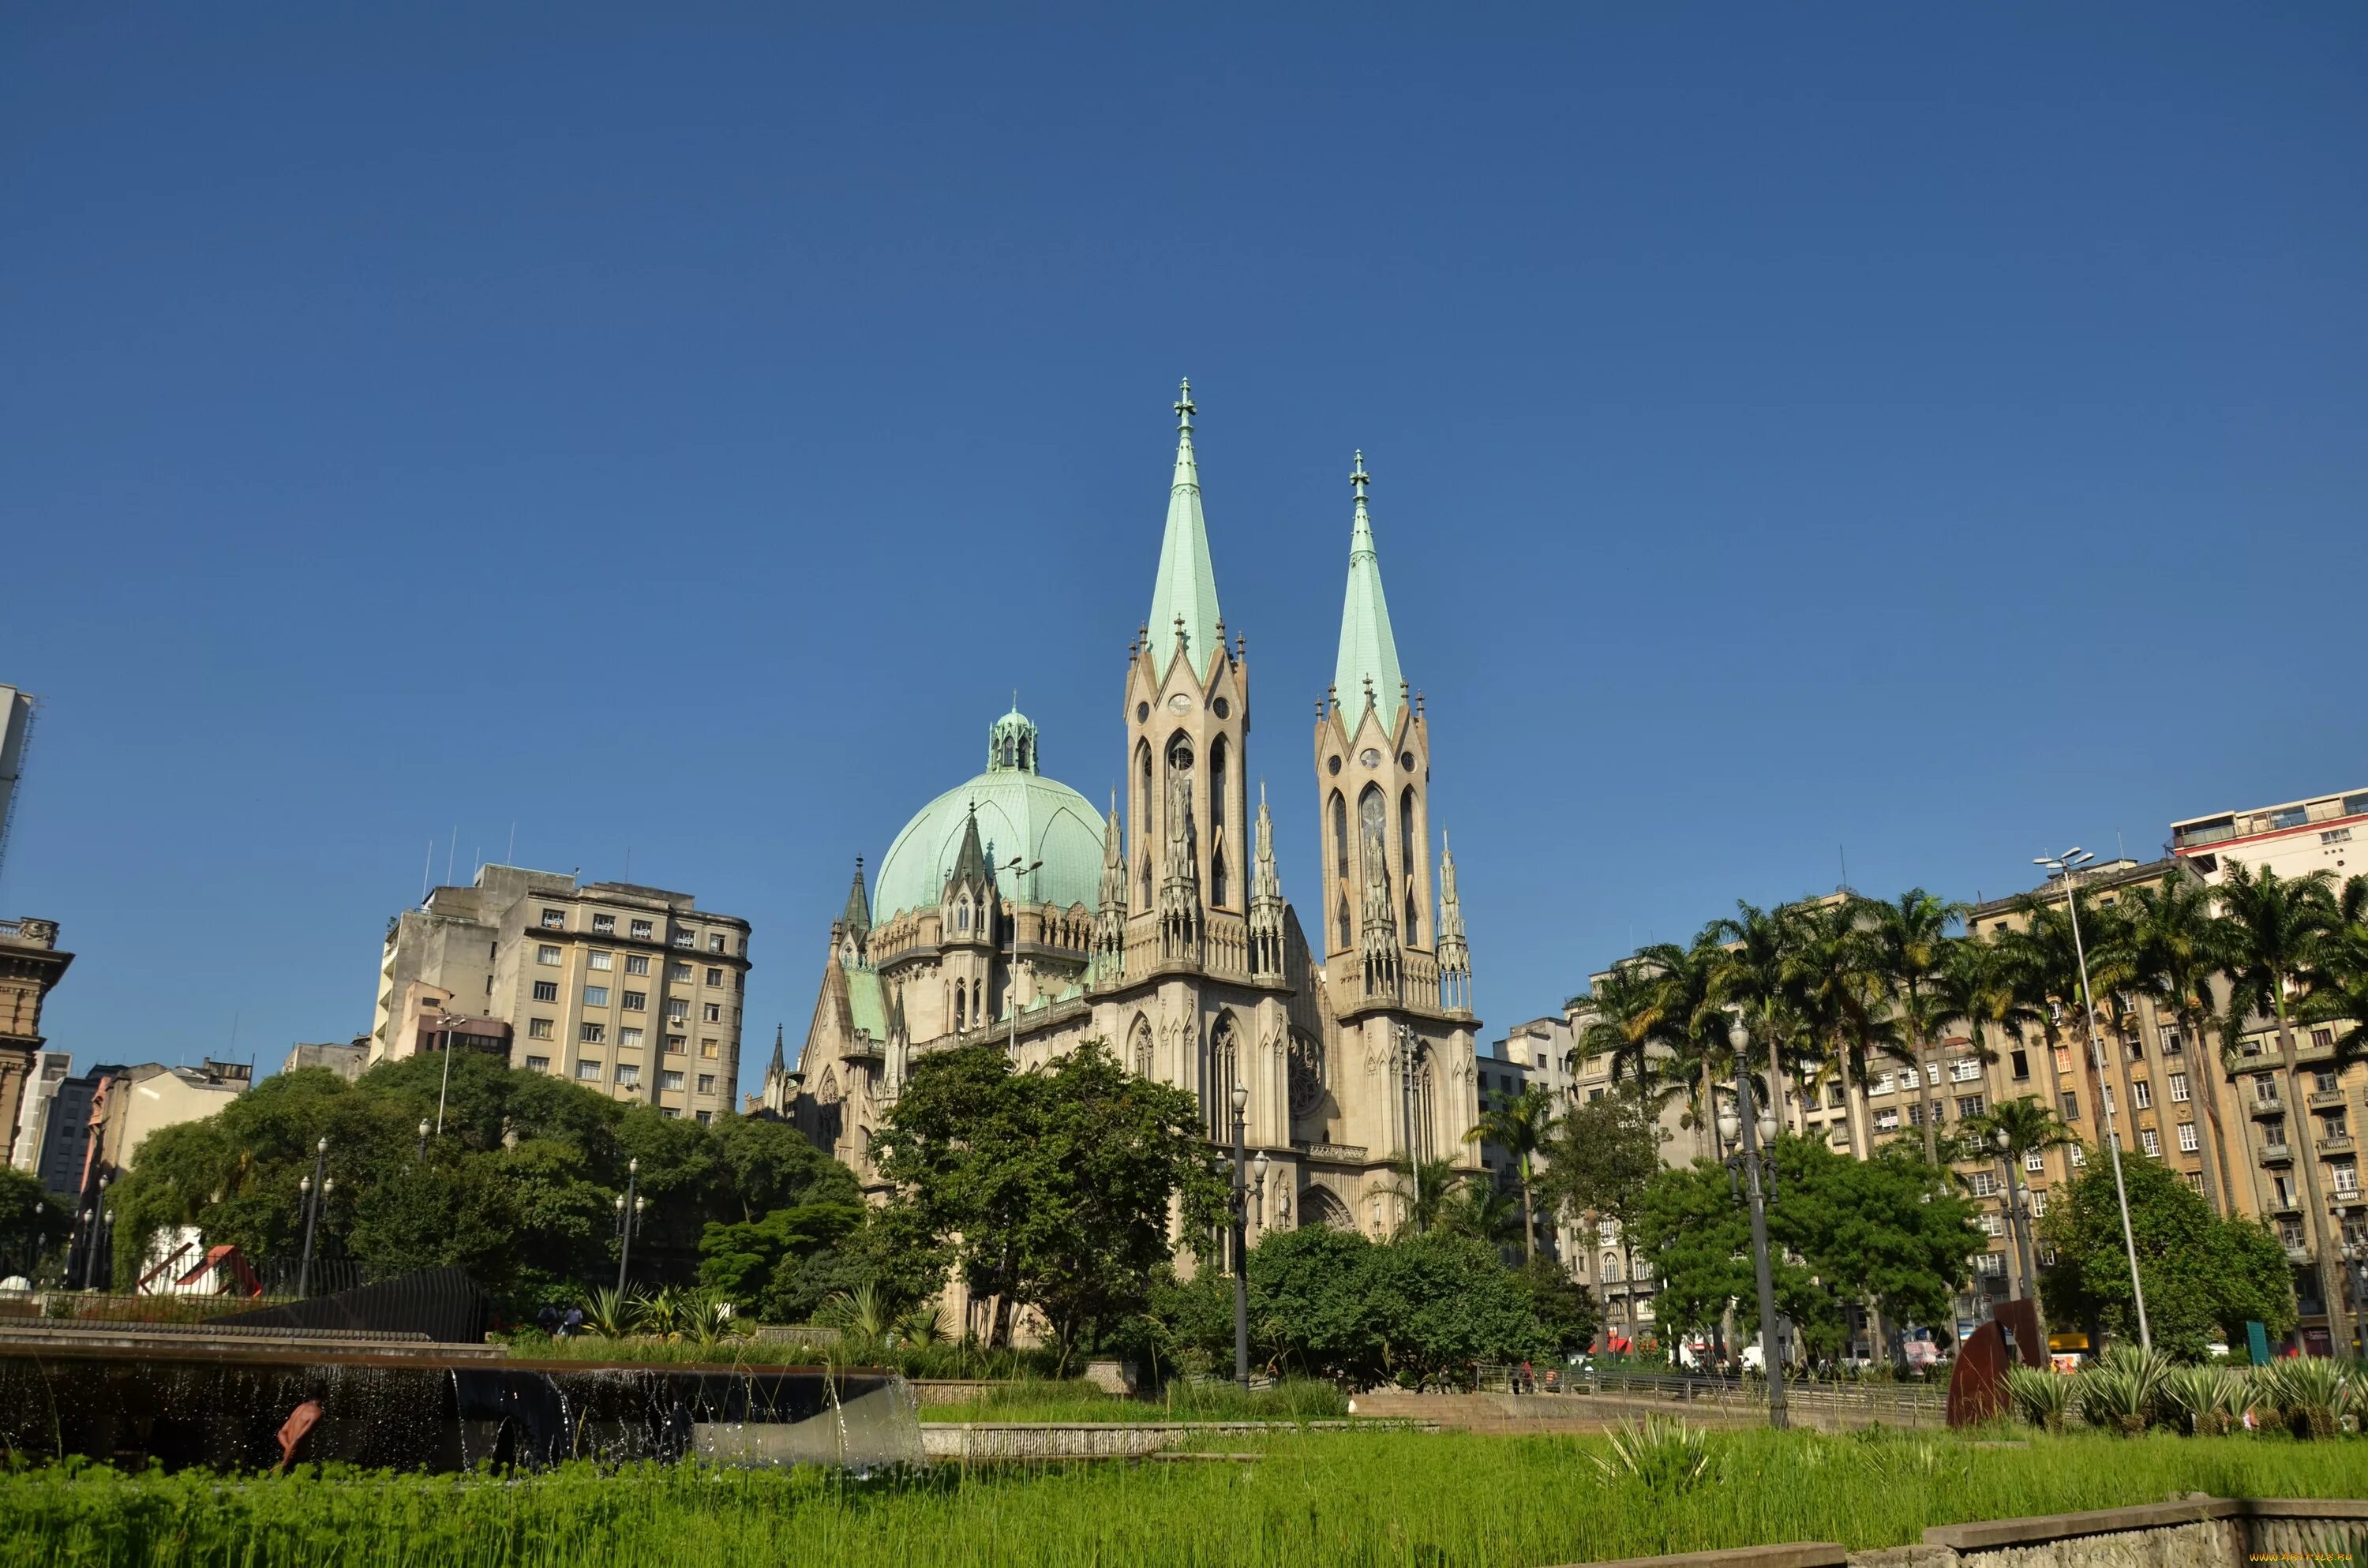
[3,1428,2360,1568]
[916,1377,1351,1424]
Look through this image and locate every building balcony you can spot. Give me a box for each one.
[2320,1134,2355,1156]
[2286,1246,2315,1266]
[2250,1098,2285,1120]
[2260,1142,2293,1164]
[1303,1142,1369,1164]
[2309,1088,2349,1110]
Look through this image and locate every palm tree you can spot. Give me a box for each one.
[1785,896,1894,1156]
[1710,901,1810,1136]
[2123,874,2236,1214]
[1963,1096,2074,1319]
[1621,938,1733,1161]
[2216,861,2351,1355]
[1868,889,1966,1162]
[1999,886,2132,1169]
[1439,1176,1525,1255]
[1378,1154,1460,1240]
[1464,1083,1558,1263]
[2298,873,2368,1072]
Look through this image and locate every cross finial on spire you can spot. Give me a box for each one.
[1351,449,1369,502]
[1175,378,1195,432]
[1175,613,1188,649]
[1362,675,1376,709]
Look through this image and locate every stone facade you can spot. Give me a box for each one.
[0,916,72,1169]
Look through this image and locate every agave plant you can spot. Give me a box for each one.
[2160,1365,2246,1437]
[815,1282,893,1345]
[580,1285,637,1339]
[892,1300,948,1349]
[2004,1366,2074,1433]
[2076,1346,2169,1436]
[2255,1357,2350,1440]
[1592,1415,1711,1497]
[687,1288,748,1350]
[634,1285,688,1340]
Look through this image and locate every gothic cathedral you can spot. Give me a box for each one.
[770,382,1481,1245]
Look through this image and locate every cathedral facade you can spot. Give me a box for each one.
[767,382,1481,1246]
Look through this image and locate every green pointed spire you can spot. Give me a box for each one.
[1333,451,1405,728]
[1145,379,1223,681]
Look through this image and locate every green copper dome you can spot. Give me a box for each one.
[870,709,1108,924]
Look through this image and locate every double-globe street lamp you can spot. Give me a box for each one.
[614,1157,646,1293]
[1224,1083,1268,1390]
[296,1137,332,1299]
[2036,848,2151,1351]
[1718,1012,1787,1431]
[1984,1123,2044,1324]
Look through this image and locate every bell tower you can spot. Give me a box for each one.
[1312,451,1478,1173]
[1122,380,1251,972]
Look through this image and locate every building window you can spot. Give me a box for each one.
[2010,1050,2029,1081]
[575,1060,601,1081]
[670,962,692,982]
[1968,1171,2000,1197]
[1875,1108,1900,1132]
[2254,1077,2280,1106]
[524,1055,550,1074]
[2325,1111,2351,1140]
[620,990,644,1012]
[1950,1059,1980,1083]
[2279,1218,2306,1248]
[661,1070,685,1091]
[2133,1080,2153,1110]
[1925,1064,1941,1087]
[673,930,695,948]
[583,986,609,1008]
[665,998,689,1020]
[589,951,613,972]
[625,954,650,976]
[616,1064,641,1087]
[2169,1072,2190,1103]
[2311,1027,2335,1050]
[2316,1069,2339,1094]
[1973,1252,2006,1277]
[537,945,562,966]
[2160,1026,2183,1054]
[1826,1083,1845,1109]
[2061,1091,2080,1121]
[2025,1150,2045,1172]
[2265,1116,2288,1148]
[541,909,565,929]
[2069,1144,2085,1166]
[592,915,616,934]
[665,1035,687,1055]
[695,1110,712,1125]
[697,1074,716,1094]
[533,981,559,1003]
[704,1002,722,1023]
[2179,1121,2199,1153]
[1979,1213,2006,1237]
[706,967,724,987]
[620,1027,643,1049]
[579,1022,605,1044]
[710,935,726,954]
[1957,1095,1985,1120]
[2027,1190,2048,1217]
[631,919,653,939]
[528,1018,553,1040]
[700,1038,719,1059]
[2140,1128,2161,1157]
[2334,1162,2359,1197]
[1907,1103,1925,1127]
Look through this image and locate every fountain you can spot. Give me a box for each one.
[0,1270,920,1473]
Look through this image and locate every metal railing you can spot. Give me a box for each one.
[1471,1364,1946,1425]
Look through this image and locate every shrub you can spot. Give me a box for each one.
[2004,1366,2074,1432]
[2160,1365,2246,1437]
[2254,1357,2350,1440]
[1592,1416,1711,1499]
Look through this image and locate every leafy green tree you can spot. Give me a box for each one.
[1463,1084,1557,1260]
[873,1040,1223,1365]
[1512,1254,1601,1357]
[1534,1084,1664,1289]
[697,1201,864,1306]
[1959,1095,2072,1315]
[1366,1232,1549,1387]
[710,1113,860,1218]
[1376,1155,1461,1240]
[2298,872,2368,1070]
[1866,889,1966,1162]
[2036,1144,2294,1359]
[0,1164,68,1283]
[1241,1223,1383,1381]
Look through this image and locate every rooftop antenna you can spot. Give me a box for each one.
[2117,829,2125,862]
[507,823,516,865]
[446,827,456,889]
[625,846,632,880]
[1838,844,1849,893]
[421,840,434,905]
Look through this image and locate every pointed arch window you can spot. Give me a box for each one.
[1207,1016,1241,1143]
[1405,889,1419,941]
[1211,849,1228,908]
[953,980,966,1029]
[1136,739,1153,849]
[1211,736,1229,837]
[1399,787,1416,876]
[1336,895,1351,952]
[1330,792,1348,881]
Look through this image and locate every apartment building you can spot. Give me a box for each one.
[9,1049,69,1176]
[375,865,752,1125]
[0,916,73,1162]
[280,1039,371,1083]
[78,1059,253,1197]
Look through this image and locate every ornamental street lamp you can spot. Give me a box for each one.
[1987,1124,2044,1325]
[614,1157,645,1293]
[1230,1083,1251,1390]
[2036,848,2151,1350]
[1002,856,1043,1059]
[418,1118,432,1162]
[2339,1234,2367,1354]
[297,1138,332,1299]
[72,1207,94,1289]
[1718,1012,1787,1431]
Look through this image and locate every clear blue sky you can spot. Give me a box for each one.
[7,7,2363,1095]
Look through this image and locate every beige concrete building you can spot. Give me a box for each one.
[280,1039,371,1083]
[79,1059,253,1196]
[0,916,73,1166]
[375,866,751,1124]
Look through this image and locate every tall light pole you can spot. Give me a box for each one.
[1230,1083,1250,1390]
[2037,848,2150,1350]
[433,1016,456,1139]
[1720,1012,1787,1430]
[1002,855,1041,1058]
[1988,1125,2042,1325]
[614,1157,644,1293]
[296,1137,330,1299]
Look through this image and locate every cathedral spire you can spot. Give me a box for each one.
[766,1022,786,1082]
[1092,792,1129,983]
[1146,379,1223,681]
[1248,781,1287,978]
[1334,450,1406,730]
[1436,831,1471,1013]
[841,856,871,945]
